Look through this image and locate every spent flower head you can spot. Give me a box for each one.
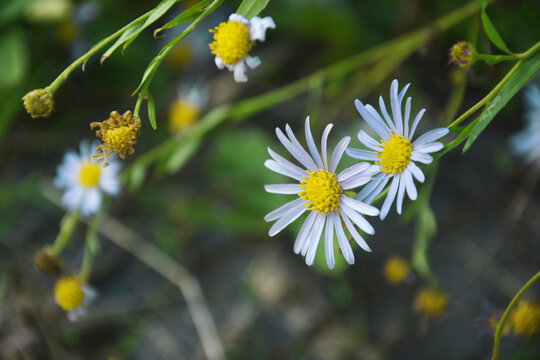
[22,88,54,118]
[209,13,275,82]
[346,79,449,219]
[90,110,141,166]
[54,140,121,216]
[264,117,380,268]
[413,287,449,318]
[448,41,475,67]
[54,275,97,321]
[383,256,411,284]
[34,246,65,276]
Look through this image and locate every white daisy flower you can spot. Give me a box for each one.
[54,275,97,322]
[54,140,121,216]
[510,80,540,170]
[345,79,449,220]
[264,117,380,269]
[209,13,275,82]
[168,81,210,133]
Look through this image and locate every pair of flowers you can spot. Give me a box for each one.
[264,80,450,269]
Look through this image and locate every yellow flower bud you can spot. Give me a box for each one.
[448,41,475,68]
[22,89,54,118]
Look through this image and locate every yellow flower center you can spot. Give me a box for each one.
[102,126,134,154]
[78,163,101,187]
[413,288,449,318]
[300,169,342,213]
[376,133,413,174]
[209,20,252,65]
[383,256,410,284]
[509,300,540,337]
[169,101,201,133]
[54,275,84,311]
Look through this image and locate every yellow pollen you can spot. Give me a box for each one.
[79,163,101,187]
[54,275,84,311]
[509,300,540,337]
[383,256,410,284]
[300,169,342,213]
[168,100,201,133]
[376,133,412,173]
[209,20,252,65]
[413,288,449,318]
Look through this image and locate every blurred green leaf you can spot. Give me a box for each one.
[164,137,201,174]
[236,0,270,19]
[147,91,157,130]
[464,53,540,152]
[480,9,513,54]
[155,0,213,36]
[0,28,28,89]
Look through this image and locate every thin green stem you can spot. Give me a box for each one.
[518,41,540,59]
[52,211,79,253]
[492,270,540,360]
[80,238,95,281]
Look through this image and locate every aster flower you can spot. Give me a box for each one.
[168,82,209,133]
[209,13,275,82]
[54,140,121,216]
[509,80,540,170]
[54,275,97,321]
[264,117,380,269]
[346,79,449,219]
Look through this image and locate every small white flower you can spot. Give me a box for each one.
[510,80,540,170]
[346,79,449,220]
[54,140,121,216]
[264,117,380,269]
[209,13,275,82]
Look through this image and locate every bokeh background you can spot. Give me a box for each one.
[1,0,539,359]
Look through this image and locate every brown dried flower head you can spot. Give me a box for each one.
[90,110,141,166]
[34,247,64,276]
[22,89,54,118]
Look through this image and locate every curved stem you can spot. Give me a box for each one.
[492,270,540,360]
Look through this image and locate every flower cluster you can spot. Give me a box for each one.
[265,79,449,268]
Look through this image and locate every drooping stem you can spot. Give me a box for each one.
[492,270,540,360]
[52,211,79,253]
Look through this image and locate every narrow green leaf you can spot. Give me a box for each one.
[236,0,270,19]
[463,53,540,152]
[101,16,148,62]
[146,91,157,130]
[154,0,212,37]
[481,11,513,55]
[165,138,201,173]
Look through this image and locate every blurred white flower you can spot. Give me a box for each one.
[346,79,449,219]
[209,13,275,82]
[54,140,120,216]
[54,275,97,321]
[265,117,380,269]
[510,80,540,170]
[168,81,210,133]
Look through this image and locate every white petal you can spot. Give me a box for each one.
[229,13,249,24]
[357,130,381,151]
[341,196,379,216]
[324,216,335,269]
[321,124,333,169]
[408,162,425,183]
[245,55,261,69]
[403,97,411,138]
[264,159,303,181]
[275,127,317,171]
[413,128,450,147]
[396,173,406,214]
[390,79,403,135]
[80,188,102,216]
[329,136,351,173]
[264,198,305,222]
[269,203,306,236]
[333,213,354,264]
[294,211,318,254]
[398,83,411,104]
[355,172,385,202]
[380,175,399,220]
[341,210,372,252]
[414,142,444,153]
[304,116,324,169]
[365,104,395,134]
[365,174,390,204]
[410,151,433,164]
[403,168,417,201]
[378,96,397,133]
[268,147,307,179]
[305,215,325,266]
[265,184,301,194]
[215,56,225,69]
[61,186,84,212]
[233,61,248,82]
[337,162,370,182]
[301,213,324,256]
[355,99,391,139]
[249,16,275,41]
[340,203,375,235]
[408,109,426,140]
[345,148,378,161]
[340,174,371,190]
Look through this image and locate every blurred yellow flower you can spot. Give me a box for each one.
[509,300,540,338]
[413,287,449,317]
[55,275,84,311]
[383,256,410,284]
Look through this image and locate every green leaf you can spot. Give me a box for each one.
[236,0,270,19]
[154,0,213,37]
[0,28,28,89]
[146,91,157,130]
[164,138,201,173]
[463,53,540,152]
[481,10,513,55]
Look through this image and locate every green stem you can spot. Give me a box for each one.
[52,211,79,253]
[80,238,95,281]
[492,270,540,360]
[45,10,154,94]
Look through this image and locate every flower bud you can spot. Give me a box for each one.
[22,89,55,118]
[448,41,475,68]
[34,247,64,276]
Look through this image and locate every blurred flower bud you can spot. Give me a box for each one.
[383,256,411,284]
[34,247,64,276]
[22,89,54,118]
[448,41,475,68]
[413,287,449,318]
